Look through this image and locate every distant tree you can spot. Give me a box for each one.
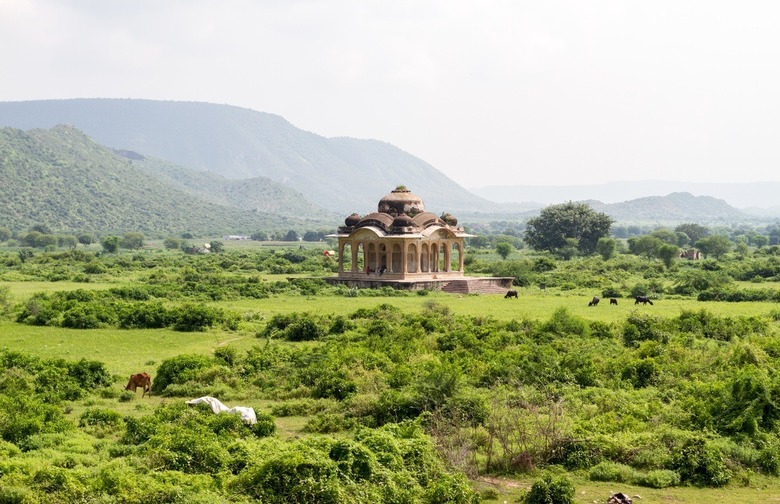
[22,231,42,248]
[58,235,78,249]
[121,232,145,250]
[467,236,491,248]
[675,223,710,245]
[558,238,580,260]
[495,242,513,260]
[524,202,613,256]
[734,240,749,258]
[209,240,224,253]
[30,223,52,235]
[101,236,120,253]
[596,237,616,260]
[628,235,664,258]
[34,234,58,249]
[674,231,691,248]
[283,230,299,242]
[0,227,10,242]
[78,234,94,246]
[181,232,194,239]
[650,229,678,245]
[163,237,182,250]
[657,243,680,268]
[696,235,732,260]
[251,231,268,241]
[753,235,769,248]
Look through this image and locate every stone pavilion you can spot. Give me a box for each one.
[326,186,512,293]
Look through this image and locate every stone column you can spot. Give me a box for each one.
[338,239,345,274]
[351,241,359,273]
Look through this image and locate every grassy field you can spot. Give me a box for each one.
[4,267,780,502]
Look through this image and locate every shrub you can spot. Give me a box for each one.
[171,303,223,331]
[152,354,214,394]
[588,461,634,483]
[634,469,681,488]
[523,474,575,504]
[670,437,732,487]
[79,408,124,427]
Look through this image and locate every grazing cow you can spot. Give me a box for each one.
[125,372,152,397]
[610,298,618,305]
[588,296,600,306]
[505,290,518,299]
[635,296,654,305]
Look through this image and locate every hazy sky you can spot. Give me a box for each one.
[2,0,779,188]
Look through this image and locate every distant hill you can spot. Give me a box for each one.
[589,192,749,224]
[0,99,495,215]
[472,181,780,214]
[0,125,330,235]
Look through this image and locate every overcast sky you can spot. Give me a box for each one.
[2,0,779,189]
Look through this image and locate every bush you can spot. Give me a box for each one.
[79,408,124,427]
[523,474,575,504]
[670,437,732,487]
[152,354,214,394]
[634,469,681,488]
[588,461,634,483]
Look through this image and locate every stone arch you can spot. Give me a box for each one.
[391,243,402,273]
[407,243,418,273]
[379,243,387,271]
[451,242,462,272]
[431,243,440,272]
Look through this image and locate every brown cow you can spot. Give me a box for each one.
[125,372,152,397]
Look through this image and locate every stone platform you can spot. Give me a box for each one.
[323,276,514,294]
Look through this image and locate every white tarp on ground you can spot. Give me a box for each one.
[186,396,258,425]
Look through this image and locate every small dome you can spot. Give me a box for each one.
[440,212,458,226]
[378,186,425,216]
[392,213,414,227]
[345,213,361,226]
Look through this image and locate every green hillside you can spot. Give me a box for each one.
[0,99,495,214]
[0,126,330,235]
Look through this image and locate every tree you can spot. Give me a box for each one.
[596,237,616,260]
[78,234,94,246]
[628,235,664,258]
[121,232,145,250]
[101,236,120,253]
[495,242,513,260]
[0,227,10,242]
[524,202,613,256]
[209,240,224,253]
[163,237,182,250]
[675,223,710,245]
[753,235,769,248]
[283,230,299,242]
[657,243,680,268]
[58,235,78,249]
[696,235,732,260]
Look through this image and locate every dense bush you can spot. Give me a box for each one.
[522,474,574,504]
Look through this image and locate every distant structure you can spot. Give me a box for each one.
[680,248,702,260]
[326,186,512,293]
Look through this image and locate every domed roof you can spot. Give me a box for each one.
[378,186,425,216]
[392,213,415,227]
[344,213,361,226]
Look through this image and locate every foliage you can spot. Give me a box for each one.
[522,474,575,504]
[524,202,613,256]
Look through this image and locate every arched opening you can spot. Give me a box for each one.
[441,243,450,272]
[392,243,402,273]
[451,242,462,272]
[431,243,439,272]
[342,241,352,272]
[407,243,418,273]
[421,243,429,272]
[356,242,365,273]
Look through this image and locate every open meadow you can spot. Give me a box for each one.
[2,244,780,502]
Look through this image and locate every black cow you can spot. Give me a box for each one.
[505,290,518,299]
[635,295,654,305]
[610,298,618,305]
[588,296,600,306]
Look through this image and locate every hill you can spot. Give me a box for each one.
[0,125,329,235]
[0,99,495,215]
[472,180,780,213]
[591,192,749,224]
